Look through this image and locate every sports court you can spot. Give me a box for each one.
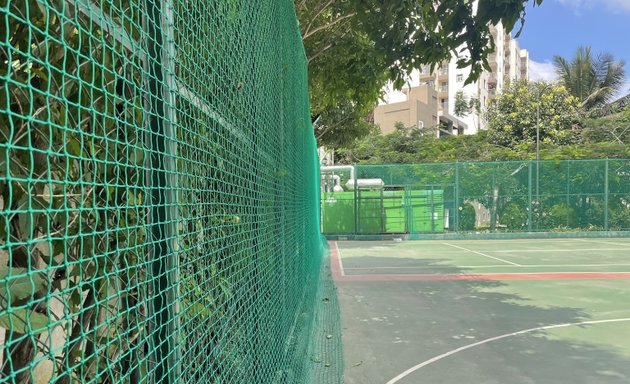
[334,238,630,383]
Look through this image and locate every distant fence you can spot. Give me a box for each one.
[0,1,325,383]
[321,159,630,237]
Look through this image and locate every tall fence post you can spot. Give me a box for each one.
[454,163,460,232]
[144,0,180,381]
[604,158,609,230]
[353,164,359,235]
[566,162,570,227]
[528,160,533,231]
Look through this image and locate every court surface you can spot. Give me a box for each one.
[334,238,630,384]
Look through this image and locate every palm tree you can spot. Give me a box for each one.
[553,46,626,110]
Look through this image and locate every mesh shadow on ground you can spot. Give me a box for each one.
[307,246,345,383]
[337,255,630,384]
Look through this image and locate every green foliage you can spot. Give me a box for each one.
[486,80,582,148]
[339,117,630,165]
[500,202,527,230]
[459,203,476,231]
[609,203,630,230]
[554,46,626,110]
[315,98,379,148]
[2,1,325,383]
[454,91,472,118]
[583,106,630,145]
[540,203,578,230]
[1,0,147,381]
[297,0,545,146]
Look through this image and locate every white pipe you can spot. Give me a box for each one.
[321,165,355,182]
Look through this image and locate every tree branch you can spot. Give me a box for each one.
[308,44,333,64]
[307,28,349,63]
[303,0,335,37]
[303,12,356,40]
[316,114,354,140]
[296,0,309,13]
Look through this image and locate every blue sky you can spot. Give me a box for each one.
[516,0,630,99]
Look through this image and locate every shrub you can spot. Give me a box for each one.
[500,202,527,231]
[458,203,476,231]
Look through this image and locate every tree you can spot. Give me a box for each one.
[297,0,546,146]
[485,80,582,148]
[553,46,626,110]
[583,106,630,145]
[454,91,472,118]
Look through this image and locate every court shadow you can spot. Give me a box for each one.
[340,255,477,275]
[337,255,630,384]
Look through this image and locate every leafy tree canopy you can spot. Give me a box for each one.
[553,46,626,110]
[296,0,545,147]
[337,106,630,165]
[485,80,582,148]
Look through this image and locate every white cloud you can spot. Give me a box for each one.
[556,0,630,13]
[528,60,558,82]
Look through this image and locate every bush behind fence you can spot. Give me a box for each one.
[322,159,630,236]
[0,0,324,383]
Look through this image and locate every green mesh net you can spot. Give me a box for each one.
[0,0,339,382]
[321,159,630,238]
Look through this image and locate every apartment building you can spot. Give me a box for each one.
[374,84,467,136]
[374,21,529,135]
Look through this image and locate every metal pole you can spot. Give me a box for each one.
[604,158,609,230]
[536,90,542,230]
[535,84,550,231]
[144,0,180,381]
[566,162,570,227]
[353,165,359,235]
[454,163,460,232]
[527,161,532,231]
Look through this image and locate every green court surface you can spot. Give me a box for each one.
[335,238,630,384]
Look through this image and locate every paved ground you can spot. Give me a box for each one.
[335,239,630,384]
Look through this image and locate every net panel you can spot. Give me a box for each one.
[321,159,630,236]
[0,0,333,383]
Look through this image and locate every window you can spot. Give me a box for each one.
[456,74,463,82]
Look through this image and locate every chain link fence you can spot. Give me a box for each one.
[0,0,336,382]
[322,159,630,238]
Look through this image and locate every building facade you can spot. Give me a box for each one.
[374,21,529,135]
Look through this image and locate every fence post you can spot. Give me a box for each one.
[604,158,609,230]
[454,163,460,232]
[566,161,570,227]
[528,160,533,231]
[144,0,180,381]
[353,164,359,235]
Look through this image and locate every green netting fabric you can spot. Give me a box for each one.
[0,0,334,383]
[321,160,630,236]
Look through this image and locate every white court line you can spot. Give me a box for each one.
[385,317,630,384]
[575,239,630,247]
[335,241,346,276]
[442,243,521,266]
[344,263,630,270]
[485,248,630,253]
